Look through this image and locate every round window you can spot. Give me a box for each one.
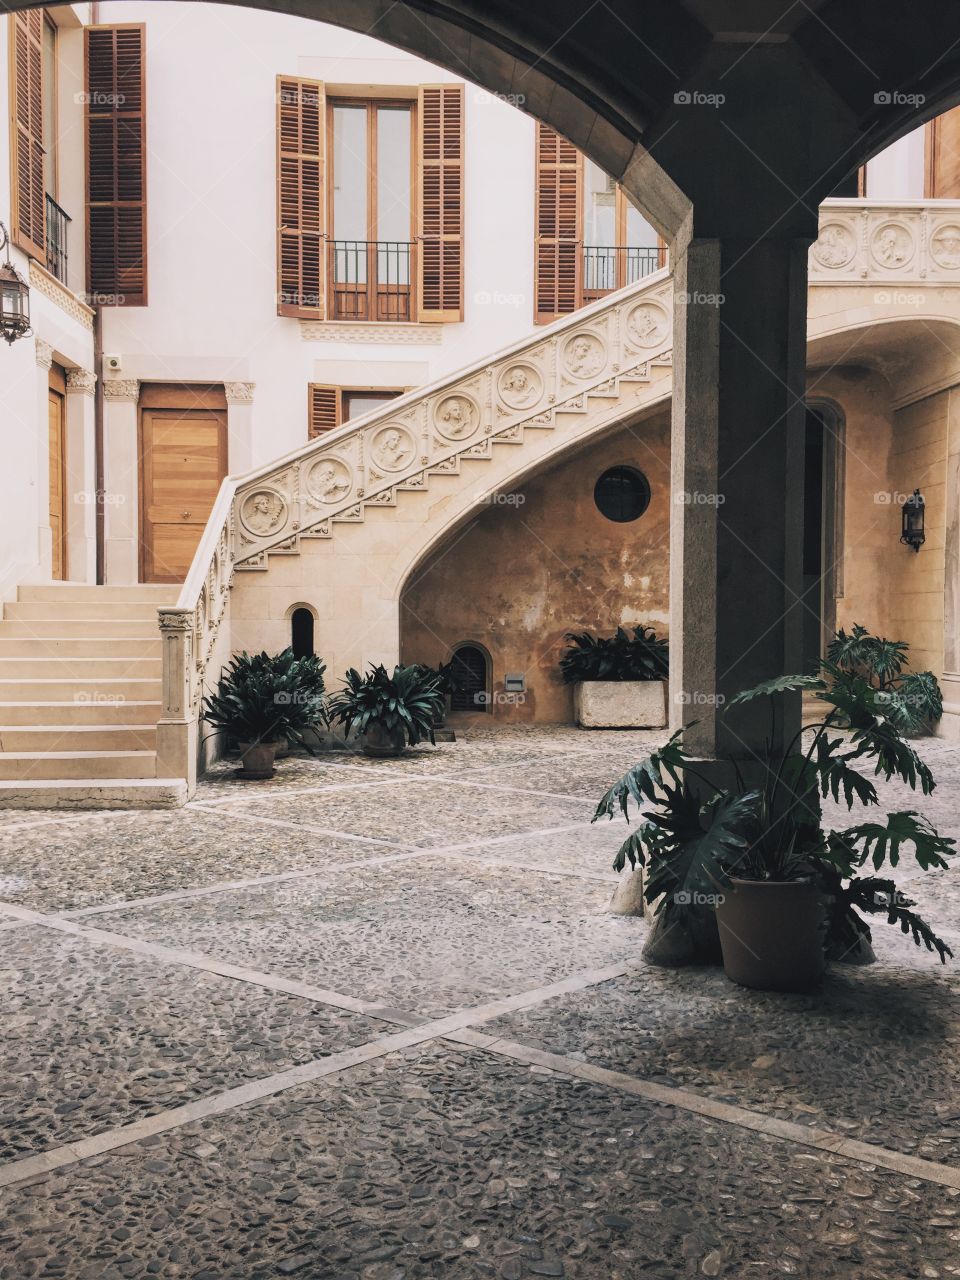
[593,466,651,522]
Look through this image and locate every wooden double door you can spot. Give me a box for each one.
[139,386,228,584]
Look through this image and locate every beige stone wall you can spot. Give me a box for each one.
[400,412,671,722]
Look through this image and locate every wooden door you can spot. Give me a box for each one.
[140,408,227,583]
[926,108,960,198]
[48,386,66,580]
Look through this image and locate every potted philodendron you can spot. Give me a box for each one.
[594,659,954,991]
[828,624,943,735]
[328,662,444,757]
[561,625,669,728]
[202,649,328,779]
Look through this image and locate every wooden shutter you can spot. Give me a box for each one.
[417,84,464,323]
[308,384,342,438]
[534,123,582,324]
[10,11,46,259]
[85,25,147,305]
[277,76,324,318]
[926,109,960,198]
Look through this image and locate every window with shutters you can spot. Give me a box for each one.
[308,384,404,438]
[84,25,147,306]
[534,124,666,323]
[277,76,324,317]
[925,108,960,199]
[9,10,47,260]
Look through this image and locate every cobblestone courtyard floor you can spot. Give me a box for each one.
[1,725,960,1279]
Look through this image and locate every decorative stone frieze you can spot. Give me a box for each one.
[224,381,256,403]
[809,200,960,283]
[102,378,141,401]
[300,321,443,345]
[65,368,97,396]
[28,260,95,330]
[34,338,54,369]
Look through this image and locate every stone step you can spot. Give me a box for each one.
[0,750,158,780]
[0,637,162,657]
[0,724,158,752]
[0,657,160,679]
[0,619,161,639]
[0,777,188,809]
[0,678,162,702]
[0,699,162,725]
[4,601,167,622]
[16,584,179,603]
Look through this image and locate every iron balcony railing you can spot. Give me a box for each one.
[582,244,667,297]
[329,239,414,322]
[45,194,71,285]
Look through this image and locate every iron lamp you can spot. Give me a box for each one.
[900,488,925,553]
[0,222,31,346]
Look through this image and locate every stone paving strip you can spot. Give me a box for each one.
[4,895,960,1203]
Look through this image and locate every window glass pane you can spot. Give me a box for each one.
[624,197,659,248]
[42,20,57,195]
[332,104,367,243]
[582,159,616,247]
[376,106,412,287]
[343,391,401,421]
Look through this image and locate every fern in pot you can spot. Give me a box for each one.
[202,649,328,778]
[594,660,954,991]
[561,625,669,729]
[328,663,444,756]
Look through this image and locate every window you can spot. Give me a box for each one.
[277,80,464,324]
[308,384,405,437]
[290,607,315,658]
[329,99,414,321]
[594,466,651,523]
[449,645,489,712]
[534,124,666,323]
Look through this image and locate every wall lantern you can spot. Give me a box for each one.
[0,222,31,346]
[900,488,925,553]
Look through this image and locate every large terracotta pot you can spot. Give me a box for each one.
[238,740,279,779]
[361,722,406,757]
[715,878,826,992]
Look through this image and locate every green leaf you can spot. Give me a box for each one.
[832,811,955,872]
[725,673,826,707]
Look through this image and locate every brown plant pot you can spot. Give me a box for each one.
[715,878,826,992]
[361,723,406,757]
[237,740,279,779]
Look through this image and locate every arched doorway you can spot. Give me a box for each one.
[290,606,315,658]
[449,644,490,713]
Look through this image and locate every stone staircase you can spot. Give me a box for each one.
[0,584,188,808]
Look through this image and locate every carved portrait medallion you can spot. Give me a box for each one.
[812,222,855,269]
[239,488,287,537]
[498,363,543,409]
[371,424,416,472]
[626,302,669,348]
[306,457,353,505]
[562,332,606,378]
[931,223,960,270]
[871,222,913,268]
[434,393,479,441]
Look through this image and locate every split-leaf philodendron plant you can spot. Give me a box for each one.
[593,660,955,963]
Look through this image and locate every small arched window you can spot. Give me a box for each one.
[291,607,315,658]
[450,644,490,712]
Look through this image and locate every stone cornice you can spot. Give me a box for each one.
[300,321,442,346]
[66,367,97,396]
[28,260,95,330]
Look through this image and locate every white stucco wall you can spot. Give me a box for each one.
[864,126,926,200]
[95,1,540,469]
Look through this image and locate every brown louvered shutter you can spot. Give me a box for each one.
[534,123,582,324]
[85,25,147,305]
[417,84,464,323]
[11,11,46,259]
[308,385,341,438]
[277,77,324,318]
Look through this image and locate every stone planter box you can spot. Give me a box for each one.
[574,680,667,729]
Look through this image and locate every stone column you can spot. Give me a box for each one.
[669,233,811,763]
[64,367,98,582]
[34,337,54,577]
[225,382,255,474]
[102,378,141,583]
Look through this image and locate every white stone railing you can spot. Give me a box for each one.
[809,198,960,283]
[156,266,675,785]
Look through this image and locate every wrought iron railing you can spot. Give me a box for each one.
[329,239,414,322]
[45,194,70,284]
[582,244,667,297]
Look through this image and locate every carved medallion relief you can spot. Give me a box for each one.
[371,425,416,472]
[562,333,605,378]
[498,363,543,409]
[625,302,669,348]
[813,222,855,269]
[239,489,287,537]
[306,458,353,505]
[434,394,479,441]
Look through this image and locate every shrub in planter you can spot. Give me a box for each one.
[828,624,943,735]
[593,659,954,991]
[560,625,669,728]
[328,663,444,756]
[412,659,469,727]
[202,649,328,778]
